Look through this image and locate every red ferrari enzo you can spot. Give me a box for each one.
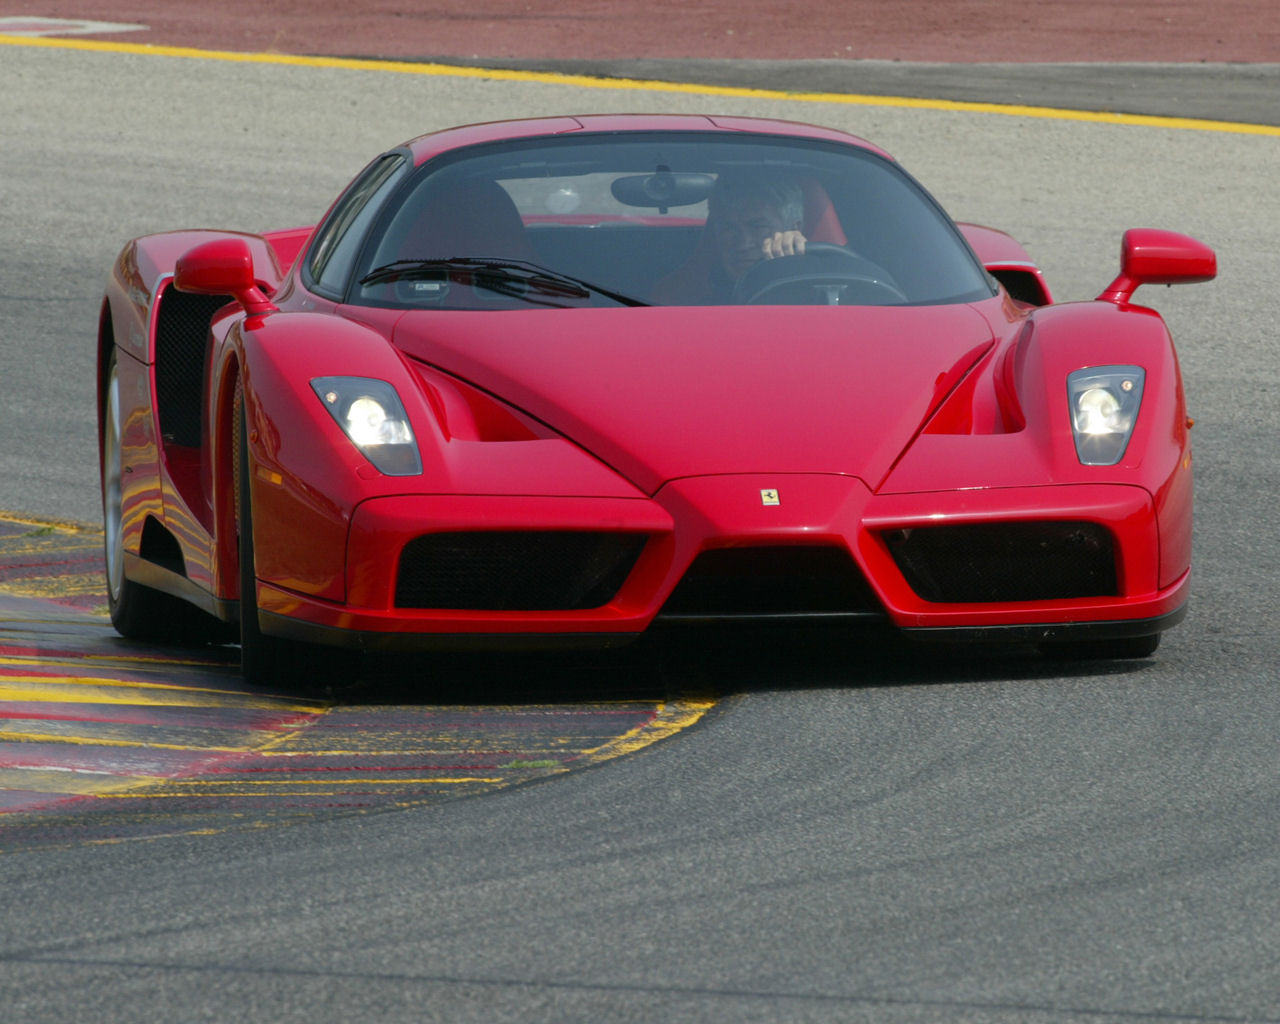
[97,114,1215,681]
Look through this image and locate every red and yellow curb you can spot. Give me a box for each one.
[0,514,713,846]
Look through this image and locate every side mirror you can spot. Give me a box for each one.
[174,237,277,317]
[1097,228,1216,305]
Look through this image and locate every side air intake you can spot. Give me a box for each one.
[154,287,231,447]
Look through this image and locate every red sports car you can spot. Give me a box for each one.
[97,114,1215,681]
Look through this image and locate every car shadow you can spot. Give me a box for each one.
[96,619,1158,708]
[330,622,1156,707]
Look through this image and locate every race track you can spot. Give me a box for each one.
[2,26,1280,1024]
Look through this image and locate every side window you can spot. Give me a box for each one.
[307,153,407,298]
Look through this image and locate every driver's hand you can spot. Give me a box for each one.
[762,230,807,260]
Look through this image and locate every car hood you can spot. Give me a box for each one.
[392,304,995,494]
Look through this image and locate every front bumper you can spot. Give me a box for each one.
[251,476,1185,650]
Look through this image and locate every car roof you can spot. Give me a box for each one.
[400,114,894,166]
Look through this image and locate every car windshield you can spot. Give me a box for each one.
[348,132,994,310]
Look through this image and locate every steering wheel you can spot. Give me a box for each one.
[732,242,907,305]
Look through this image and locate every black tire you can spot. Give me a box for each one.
[103,351,222,643]
[235,391,296,685]
[234,391,361,688]
[1039,632,1161,661]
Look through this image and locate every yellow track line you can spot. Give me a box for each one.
[0,679,322,712]
[0,651,230,670]
[0,577,104,601]
[0,513,96,532]
[0,730,267,753]
[2,33,1276,137]
[576,695,715,767]
[99,778,505,796]
[255,750,547,758]
[0,664,325,703]
[0,769,169,795]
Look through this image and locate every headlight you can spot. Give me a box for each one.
[1067,366,1144,466]
[312,376,423,476]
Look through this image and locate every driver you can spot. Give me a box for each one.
[652,172,807,304]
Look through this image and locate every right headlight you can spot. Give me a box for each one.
[1067,366,1145,466]
[312,376,423,476]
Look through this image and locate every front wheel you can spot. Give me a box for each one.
[235,393,295,685]
[234,392,362,688]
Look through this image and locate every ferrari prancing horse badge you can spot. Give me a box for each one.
[760,489,780,506]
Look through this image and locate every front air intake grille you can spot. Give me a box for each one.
[659,546,882,619]
[883,521,1117,603]
[395,531,646,610]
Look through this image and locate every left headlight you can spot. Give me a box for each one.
[1067,365,1145,466]
[312,376,423,476]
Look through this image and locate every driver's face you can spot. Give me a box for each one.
[713,197,790,281]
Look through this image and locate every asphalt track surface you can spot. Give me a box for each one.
[3,3,1280,134]
[3,7,1280,1024]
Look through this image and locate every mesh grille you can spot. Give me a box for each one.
[884,521,1117,603]
[395,531,646,610]
[155,289,230,446]
[660,546,881,618]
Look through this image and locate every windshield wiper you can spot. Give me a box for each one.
[360,257,649,308]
